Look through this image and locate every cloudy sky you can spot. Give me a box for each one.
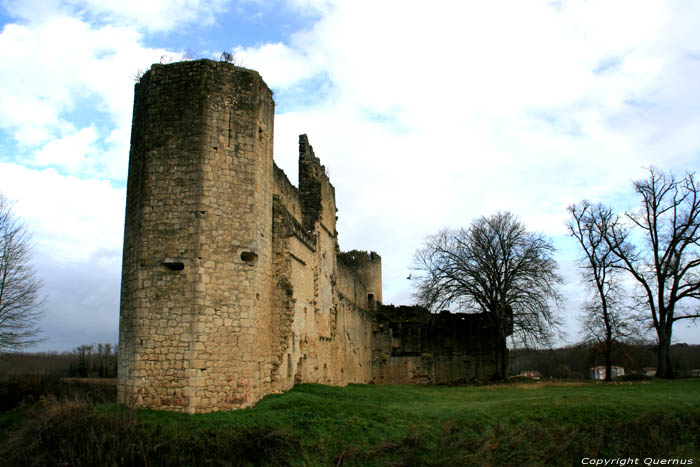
[0,0,698,352]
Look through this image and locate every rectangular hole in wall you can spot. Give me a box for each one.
[161,259,184,271]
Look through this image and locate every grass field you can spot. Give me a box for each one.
[1,377,698,466]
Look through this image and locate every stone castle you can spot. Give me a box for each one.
[118,59,505,413]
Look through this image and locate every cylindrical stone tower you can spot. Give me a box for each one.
[118,59,275,413]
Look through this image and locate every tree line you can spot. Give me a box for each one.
[0,343,117,378]
[413,167,699,380]
[511,342,700,379]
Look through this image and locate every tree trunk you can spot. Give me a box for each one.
[657,326,673,379]
[604,340,612,382]
[497,335,508,380]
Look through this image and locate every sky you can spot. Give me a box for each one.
[0,0,698,352]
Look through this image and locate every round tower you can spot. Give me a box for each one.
[118,59,275,413]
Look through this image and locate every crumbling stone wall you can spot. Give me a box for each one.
[372,306,503,384]
[270,141,375,391]
[118,59,505,413]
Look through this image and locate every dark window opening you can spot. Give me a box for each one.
[241,251,258,264]
[161,260,184,271]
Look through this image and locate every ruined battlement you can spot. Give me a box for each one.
[118,60,503,413]
[372,306,501,384]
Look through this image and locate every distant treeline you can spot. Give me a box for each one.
[2,341,699,380]
[0,343,117,378]
[511,342,700,379]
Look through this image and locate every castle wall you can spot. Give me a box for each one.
[273,165,302,221]
[337,251,383,308]
[269,141,375,392]
[372,306,502,384]
[119,59,506,414]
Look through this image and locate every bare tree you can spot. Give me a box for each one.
[567,201,633,381]
[220,51,236,64]
[0,193,43,351]
[603,168,700,379]
[413,212,563,380]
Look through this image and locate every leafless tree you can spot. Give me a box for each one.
[413,212,563,380]
[567,201,633,381]
[220,51,236,64]
[0,193,43,351]
[602,168,700,378]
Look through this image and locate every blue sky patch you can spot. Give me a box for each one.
[593,57,622,75]
[274,71,334,114]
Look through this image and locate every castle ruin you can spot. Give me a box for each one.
[118,59,505,413]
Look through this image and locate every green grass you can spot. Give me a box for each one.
[1,378,699,466]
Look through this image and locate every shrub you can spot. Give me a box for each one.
[0,375,116,411]
[0,398,146,467]
[1,397,301,466]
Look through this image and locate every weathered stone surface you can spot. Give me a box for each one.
[118,59,505,413]
[372,306,503,384]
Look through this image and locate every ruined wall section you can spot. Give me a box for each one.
[273,164,303,221]
[119,60,276,413]
[372,306,502,384]
[337,251,383,309]
[269,137,375,390]
[298,134,336,235]
[270,195,310,390]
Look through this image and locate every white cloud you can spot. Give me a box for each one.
[0,13,175,179]
[235,42,320,88]
[2,0,699,348]
[2,0,232,32]
[0,163,125,262]
[240,1,700,349]
[32,126,98,171]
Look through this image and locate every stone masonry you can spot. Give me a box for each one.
[118,59,506,413]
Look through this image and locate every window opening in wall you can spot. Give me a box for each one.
[161,259,184,271]
[287,354,292,377]
[240,251,258,264]
[368,293,375,309]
